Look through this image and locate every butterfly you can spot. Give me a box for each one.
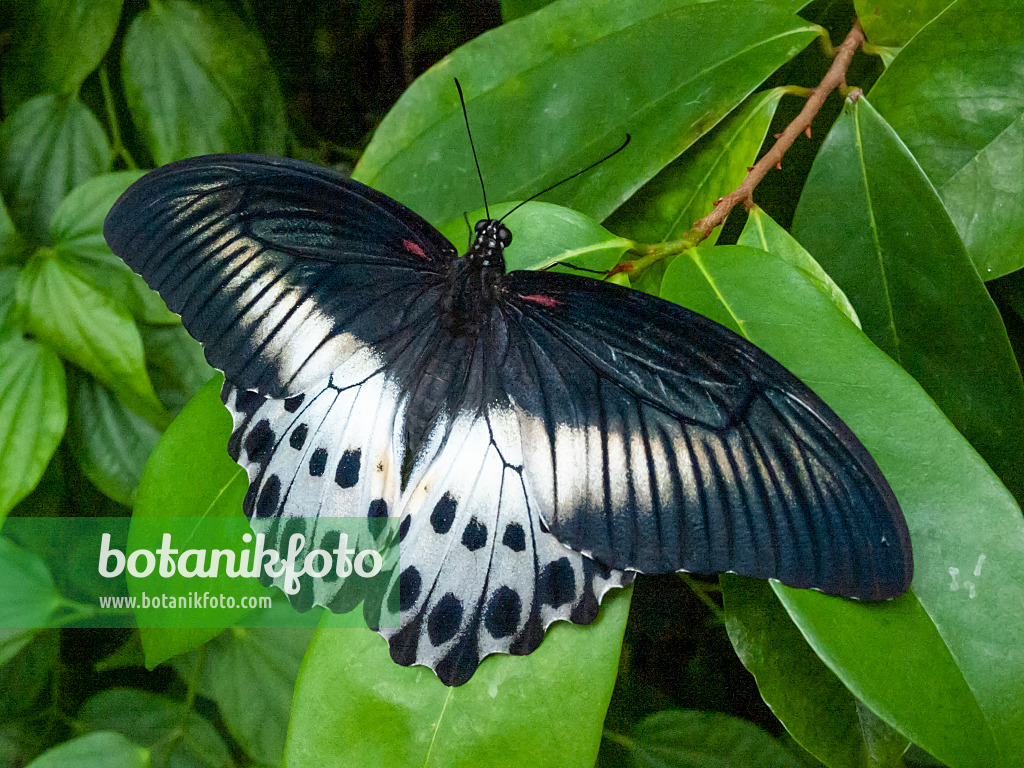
[104,147,912,686]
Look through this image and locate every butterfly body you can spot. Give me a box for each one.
[104,152,912,686]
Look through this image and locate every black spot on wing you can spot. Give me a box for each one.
[335,449,361,488]
[461,517,487,551]
[538,557,576,608]
[368,498,388,537]
[309,448,328,477]
[430,493,457,534]
[289,423,308,449]
[398,566,421,612]
[256,474,281,518]
[427,593,463,646]
[244,419,274,464]
[502,522,526,552]
[485,587,522,638]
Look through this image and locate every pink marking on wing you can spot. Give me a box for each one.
[519,294,559,307]
[403,239,427,258]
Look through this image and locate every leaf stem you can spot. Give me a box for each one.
[99,64,138,170]
[678,574,726,623]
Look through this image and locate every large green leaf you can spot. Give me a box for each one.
[0,94,112,243]
[868,0,1024,279]
[853,0,952,47]
[68,375,161,506]
[737,206,860,327]
[17,249,166,427]
[50,172,177,326]
[121,0,287,165]
[791,97,1024,504]
[79,688,230,768]
[172,626,314,765]
[24,732,149,768]
[354,0,820,226]
[285,588,631,768]
[606,709,803,768]
[0,335,67,519]
[1,0,125,109]
[660,244,1024,767]
[722,577,907,768]
[131,375,257,667]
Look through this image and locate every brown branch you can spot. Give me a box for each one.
[688,20,865,241]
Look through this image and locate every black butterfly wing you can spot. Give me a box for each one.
[502,270,912,601]
[103,153,458,397]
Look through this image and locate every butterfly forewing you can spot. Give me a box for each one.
[103,154,457,397]
[503,271,912,600]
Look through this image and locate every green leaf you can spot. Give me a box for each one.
[17,248,167,427]
[354,0,820,226]
[0,196,27,264]
[501,0,554,22]
[50,171,178,325]
[141,324,215,416]
[737,205,860,327]
[68,375,161,505]
[607,88,784,245]
[722,577,908,768]
[607,709,802,768]
[24,732,149,768]
[0,631,58,718]
[868,0,1024,279]
[0,335,67,519]
[122,0,287,165]
[131,375,256,667]
[285,588,631,768]
[1,0,126,109]
[437,201,633,272]
[0,94,112,243]
[660,244,1024,768]
[79,688,230,768]
[0,266,22,332]
[172,626,314,765]
[791,97,1024,504]
[0,537,63,628]
[853,0,952,47]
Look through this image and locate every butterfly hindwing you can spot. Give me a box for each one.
[104,154,457,397]
[222,367,405,614]
[503,270,912,601]
[386,406,631,686]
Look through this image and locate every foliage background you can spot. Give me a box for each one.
[0,0,1023,766]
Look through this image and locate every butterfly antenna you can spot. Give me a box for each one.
[499,133,631,223]
[455,78,490,219]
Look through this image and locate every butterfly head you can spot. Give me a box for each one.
[470,219,512,269]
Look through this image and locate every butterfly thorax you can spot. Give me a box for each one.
[446,219,511,336]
